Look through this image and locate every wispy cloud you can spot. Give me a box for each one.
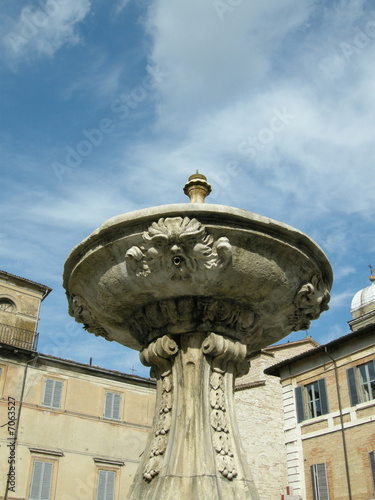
[1,0,91,62]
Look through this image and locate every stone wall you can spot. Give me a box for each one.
[235,338,318,499]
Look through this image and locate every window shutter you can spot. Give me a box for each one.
[105,471,115,500]
[370,451,375,495]
[112,394,121,420]
[30,461,44,499]
[52,381,63,409]
[29,461,53,500]
[43,380,54,407]
[40,462,53,500]
[316,463,330,500]
[104,392,121,419]
[295,386,305,423]
[311,463,330,500]
[96,470,115,500]
[104,392,113,419]
[347,367,360,406]
[97,470,107,500]
[318,378,329,415]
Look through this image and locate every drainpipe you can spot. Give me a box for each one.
[4,353,38,500]
[324,347,352,500]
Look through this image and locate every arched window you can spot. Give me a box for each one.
[0,298,16,313]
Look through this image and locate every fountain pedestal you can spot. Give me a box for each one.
[129,330,257,499]
[63,175,332,499]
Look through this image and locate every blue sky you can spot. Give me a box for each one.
[1,0,374,378]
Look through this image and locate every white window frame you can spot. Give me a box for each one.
[42,379,63,410]
[306,381,322,419]
[104,391,121,420]
[358,361,375,403]
[29,460,54,500]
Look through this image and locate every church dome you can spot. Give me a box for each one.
[351,270,375,313]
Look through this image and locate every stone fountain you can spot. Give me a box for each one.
[63,172,332,499]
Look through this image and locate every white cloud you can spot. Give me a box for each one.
[131,0,375,224]
[2,0,91,61]
[145,0,313,129]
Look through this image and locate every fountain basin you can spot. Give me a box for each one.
[63,203,332,355]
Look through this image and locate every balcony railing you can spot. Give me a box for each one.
[0,323,39,350]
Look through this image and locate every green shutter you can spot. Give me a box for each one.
[318,378,329,415]
[370,451,375,496]
[295,386,305,423]
[347,367,360,406]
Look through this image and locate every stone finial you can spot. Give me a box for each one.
[183,170,212,203]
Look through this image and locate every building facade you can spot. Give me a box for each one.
[0,271,156,500]
[2,268,375,500]
[235,337,319,500]
[0,344,156,500]
[265,273,375,500]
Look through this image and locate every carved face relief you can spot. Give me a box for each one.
[126,217,232,282]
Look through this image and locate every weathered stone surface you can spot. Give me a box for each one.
[63,201,332,500]
[63,204,332,354]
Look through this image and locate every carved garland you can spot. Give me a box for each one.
[203,333,248,480]
[129,296,262,347]
[140,335,178,481]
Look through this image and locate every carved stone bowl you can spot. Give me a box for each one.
[63,203,333,355]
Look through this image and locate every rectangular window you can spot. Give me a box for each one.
[359,361,375,402]
[96,470,116,500]
[306,381,322,419]
[104,392,121,420]
[42,379,63,409]
[370,451,375,496]
[29,461,54,500]
[311,463,330,500]
[295,378,329,423]
[347,360,375,406]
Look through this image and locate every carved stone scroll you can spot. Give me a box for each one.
[140,335,178,481]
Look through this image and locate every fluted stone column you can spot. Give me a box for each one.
[127,331,259,500]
